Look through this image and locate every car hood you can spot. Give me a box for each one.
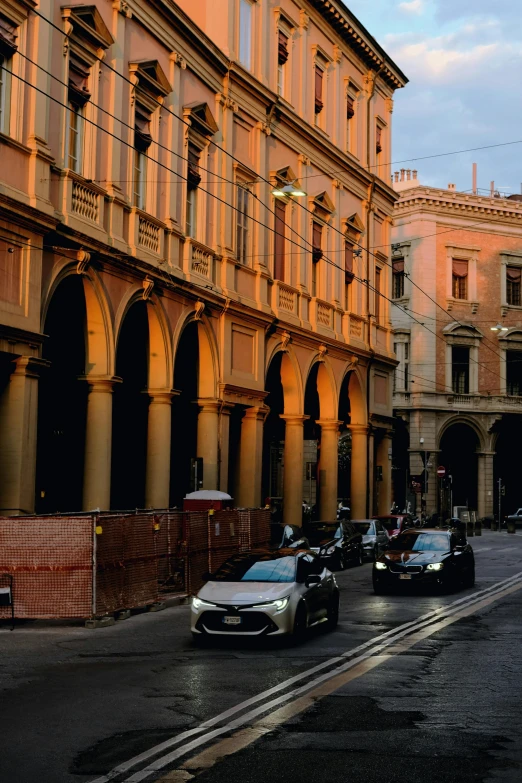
[383,550,449,566]
[198,581,295,604]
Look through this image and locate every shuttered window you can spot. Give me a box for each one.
[314,67,323,115]
[506,266,521,306]
[452,259,468,299]
[392,258,405,299]
[274,200,286,280]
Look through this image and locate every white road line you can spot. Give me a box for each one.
[473,547,492,552]
[88,571,522,783]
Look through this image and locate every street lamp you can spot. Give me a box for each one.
[271,181,307,197]
[490,323,509,332]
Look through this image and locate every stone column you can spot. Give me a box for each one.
[377,431,393,515]
[237,407,268,508]
[281,414,308,527]
[368,429,376,517]
[477,451,495,519]
[349,425,368,519]
[81,376,120,511]
[219,404,233,493]
[197,399,221,490]
[145,389,175,509]
[317,419,341,520]
[0,356,49,515]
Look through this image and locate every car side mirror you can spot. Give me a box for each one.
[202,571,215,581]
[305,574,321,588]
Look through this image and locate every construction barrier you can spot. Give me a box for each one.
[0,508,270,620]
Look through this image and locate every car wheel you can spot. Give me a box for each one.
[292,601,308,640]
[335,550,346,571]
[327,592,340,629]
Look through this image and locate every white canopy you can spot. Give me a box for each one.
[184,490,232,500]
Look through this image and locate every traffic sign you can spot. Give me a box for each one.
[437,466,446,478]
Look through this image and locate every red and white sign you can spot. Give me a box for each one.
[437,466,446,478]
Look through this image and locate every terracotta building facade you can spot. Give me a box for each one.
[0,0,406,522]
[391,173,522,520]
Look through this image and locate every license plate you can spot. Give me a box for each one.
[399,574,412,580]
[223,615,242,625]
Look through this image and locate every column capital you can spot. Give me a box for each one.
[196,398,222,413]
[280,414,310,425]
[80,375,122,393]
[316,419,342,432]
[148,388,178,404]
[348,424,369,435]
[244,405,270,422]
[12,356,51,379]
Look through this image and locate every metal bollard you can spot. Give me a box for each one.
[491,519,499,532]
[507,520,516,535]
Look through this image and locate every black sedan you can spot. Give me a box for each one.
[305,520,363,571]
[372,528,475,594]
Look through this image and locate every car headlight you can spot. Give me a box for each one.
[426,563,444,571]
[375,561,388,570]
[192,596,218,610]
[253,597,290,612]
[326,545,336,555]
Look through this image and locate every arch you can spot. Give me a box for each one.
[265,343,303,415]
[42,262,114,376]
[338,366,367,427]
[115,287,172,389]
[442,321,484,338]
[303,357,337,420]
[437,414,486,452]
[172,309,219,398]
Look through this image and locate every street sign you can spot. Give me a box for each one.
[437,466,446,478]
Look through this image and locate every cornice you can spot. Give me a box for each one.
[394,188,522,225]
[0,194,59,235]
[306,0,408,90]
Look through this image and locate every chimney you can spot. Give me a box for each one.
[412,170,418,180]
[448,183,456,191]
[490,181,495,197]
[400,168,405,181]
[394,171,399,183]
[472,162,477,195]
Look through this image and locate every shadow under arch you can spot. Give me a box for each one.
[439,421,481,515]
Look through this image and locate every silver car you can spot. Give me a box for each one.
[351,519,388,560]
[191,549,339,640]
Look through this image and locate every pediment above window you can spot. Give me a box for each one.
[129,60,172,101]
[61,5,113,51]
[183,102,218,137]
[499,329,522,346]
[343,212,365,240]
[310,191,335,221]
[443,321,483,344]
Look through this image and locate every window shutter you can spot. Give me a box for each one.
[376,125,382,154]
[0,14,17,58]
[346,95,355,120]
[274,200,286,280]
[506,266,521,282]
[392,258,404,274]
[134,105,153,151]
[187,143,202,188]
[312,222,322,262]
[314,67,323,114]
[278,30,289,65]
[345,242,354,282]
[452,259,468,278]
[68,52,91,107]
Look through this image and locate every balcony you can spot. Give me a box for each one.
[310,299,334,332]
[129,208,164,259]
[183,238,215,283]
[61,171,106,238]
[277,282,297,315]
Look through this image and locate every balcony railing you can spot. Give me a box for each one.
[71,179,100,223]
[183,238,215,281]
[277,283,296,314]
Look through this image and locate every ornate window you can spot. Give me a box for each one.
[452,259,468,299]
[392,257,405,299]
[506,266,521,306]
[314,65,323,118]
[277,29,288,97]
[236,181,251,264]
[182,102,218,241]
[274,199,286,281]
[312,221,322,297]
[443,322,482,394]
[506,351,522,396]
[0,14,17,135]
[452,346,470,394]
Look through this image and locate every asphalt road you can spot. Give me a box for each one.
[1,529,522,783]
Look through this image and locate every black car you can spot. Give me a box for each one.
[305,520,363,571]
[372,528,475,594]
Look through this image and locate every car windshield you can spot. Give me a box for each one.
[212,553,296,582]
[390,532,450,552]
[306,523,339,545]
[352,522,371,534]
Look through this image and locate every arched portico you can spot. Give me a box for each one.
[338,367,369,519]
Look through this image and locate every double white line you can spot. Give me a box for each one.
[90,572,522,783]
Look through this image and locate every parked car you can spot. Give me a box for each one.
[351,519,388,560]
[191,549,340,640]
[372,528,475,595]
[304,520,364,570]
[372,514,415,539]
[506,509,522,528]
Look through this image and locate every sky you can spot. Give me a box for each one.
[347,0,522,194]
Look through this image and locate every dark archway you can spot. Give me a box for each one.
[494,415,522,519]
[392,417,410,512]
[170,321,199,506]
[35,276,88,512]
[303,364,321,518]
[111,302,149,509]
[439,423,479,515]
[337,372,352,506]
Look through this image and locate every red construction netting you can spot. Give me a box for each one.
[0,516,93,619]
[186,512,210,594]
[208,511,240,573]
[238,509,271,551]
[156,512,186,595]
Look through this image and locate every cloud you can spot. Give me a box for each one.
[398,0,424,14]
